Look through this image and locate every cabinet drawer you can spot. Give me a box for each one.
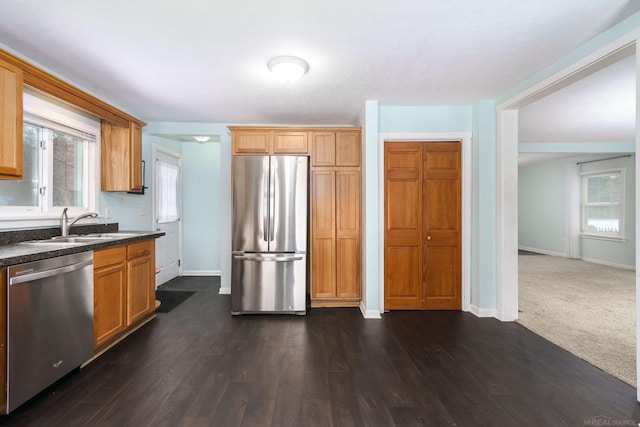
[127,240,153,260]
[94,246,126,269]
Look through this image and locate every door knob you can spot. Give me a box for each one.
[427,236,431,241]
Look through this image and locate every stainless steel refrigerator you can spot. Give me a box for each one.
[231,155,308,315]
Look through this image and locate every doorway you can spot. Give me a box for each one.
[384,141,462,310]
[153,146,183,287]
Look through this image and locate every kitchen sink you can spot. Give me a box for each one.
[84,232,142,238]
[22,235,115,245]
[18,232,145,247]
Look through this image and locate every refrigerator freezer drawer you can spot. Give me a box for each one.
[231,253,307,315]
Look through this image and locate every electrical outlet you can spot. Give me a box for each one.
[139,206,148,216]
[104,207,111,219]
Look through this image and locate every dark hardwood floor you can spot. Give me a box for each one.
[2,276,639,426]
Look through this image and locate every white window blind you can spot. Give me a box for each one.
[580,169,624,238]
[156,160,179,223]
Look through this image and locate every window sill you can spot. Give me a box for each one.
[580,234,626,243]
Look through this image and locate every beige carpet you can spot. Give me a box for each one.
[518,254,636,386]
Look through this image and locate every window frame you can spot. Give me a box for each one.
[579,168,625,241]
[0,90,100,224]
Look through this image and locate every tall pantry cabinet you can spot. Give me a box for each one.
[310,130,361,307]
[229,127,362,308]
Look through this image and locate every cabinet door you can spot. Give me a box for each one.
[336,170,361,298]
[272,131,308,154]
[310,131,336,166]
[94,262,126,348]
[335,131,360,167]
[232,130,271,154]
[126,240,155,326]
[129,122,143,192]
[101,121,131,191]
[311,170,336,299]
[0,58,23,179]
[101,120,144,192]
[94,246,127,348]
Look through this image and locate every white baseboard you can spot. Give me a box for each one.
[181,270,221,276]
[518,246,565,257]
[469,304,497,318]
[218,287,231,295]
[359,301,382,319]
[580,257,635,271]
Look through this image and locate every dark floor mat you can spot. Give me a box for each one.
[155,290,196,313]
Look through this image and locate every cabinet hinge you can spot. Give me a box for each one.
[178,259,181,267]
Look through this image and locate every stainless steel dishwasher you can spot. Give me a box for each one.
[6,252,94,413]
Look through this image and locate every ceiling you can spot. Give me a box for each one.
[518,54,636,143]
[0,0,638,126]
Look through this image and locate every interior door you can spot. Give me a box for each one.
[384,141,461,310]
[422,142,461,309]
[154,148,182,287]
[384,143,424,309]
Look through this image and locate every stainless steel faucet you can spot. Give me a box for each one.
[60,208,99,236]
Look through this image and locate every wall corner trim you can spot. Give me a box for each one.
[469,304,498,319]
[359,302,382,319]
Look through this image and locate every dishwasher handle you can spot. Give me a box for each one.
[9,259,93,286]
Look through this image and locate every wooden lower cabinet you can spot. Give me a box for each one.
[93,239,156,351]
[0,268,6,413]
[94,247,127,348]
[126,240,155,326]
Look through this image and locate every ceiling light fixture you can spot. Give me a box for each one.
[268,56,309,83]
[193,136,210,143]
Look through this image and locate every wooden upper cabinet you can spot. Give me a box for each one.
[0,58,23,179]
[272,131,308,154]
[311,130,360,167]
[231,128,309,155]
[101,120,144,192]
[336,131,360,167]
[232,129,271,154]
[310,132,336,166]
[130,122,143,192]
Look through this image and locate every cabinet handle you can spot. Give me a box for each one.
[427,236,431,241]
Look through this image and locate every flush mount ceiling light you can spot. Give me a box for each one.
[193,136,210,143]
[268,56,309,83]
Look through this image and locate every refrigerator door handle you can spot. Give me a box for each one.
[233,254,303,262]
[269,159,276,242]
[262,168,269,243]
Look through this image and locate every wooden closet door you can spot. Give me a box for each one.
[422,143,461,309]
[384,143,423,309]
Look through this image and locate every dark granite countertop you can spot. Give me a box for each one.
[0,225,164,267]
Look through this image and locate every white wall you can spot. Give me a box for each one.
[181,141,221,275]
[518,158,569,256]
[518,154,636,268]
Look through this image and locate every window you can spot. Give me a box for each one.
[580,169,625,239]
[0,91,98,219]
[156,159,180,223]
